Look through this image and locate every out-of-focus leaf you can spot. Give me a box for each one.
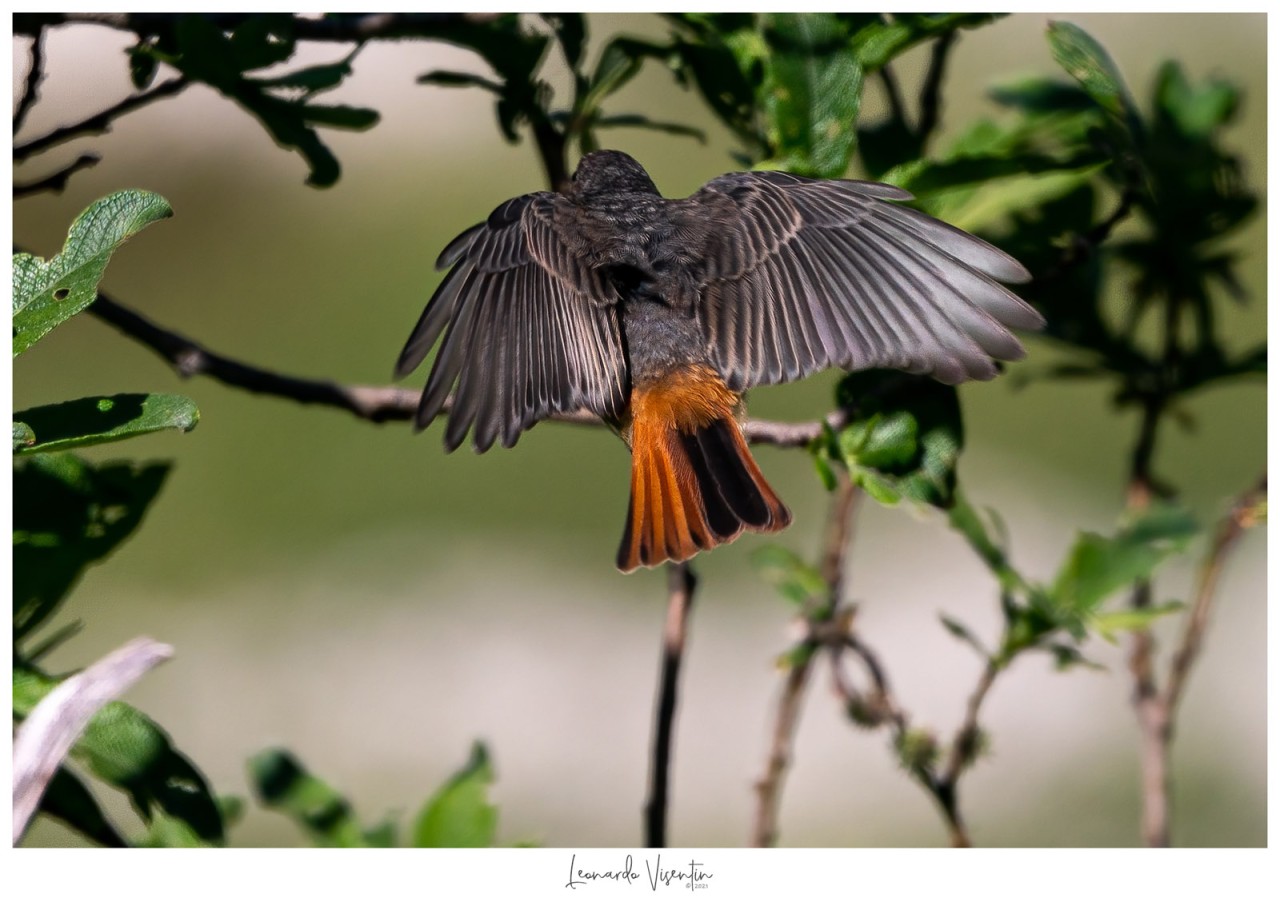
[1091,602,1184,641]
[850,13,1000,71]
[1046,21,1140,136]
[593,114,704,142]
[36,766,128,847]
[413,742,497,848]
[1050,505,1199,613]
[13,190,172,355]
[834,371,963,509]
[250,749,367,847]
[939,614,991,659]
[751,545,827,609]
[133,812,209,847]
[584,36,667,114]
[15,668,224,844]
[258,58,354,94]
[13,454,169,644]
[759,13,862,178]
[948,492,1027,594]
[1044,642,1103,672]
[14,393,198,455]
[128,41,159,90]
[541,13,585,69]
[417,70,503,93]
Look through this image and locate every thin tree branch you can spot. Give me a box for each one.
[915,31,956,152]
[88,292,421,423]
[14,30,47,136]
[13,637,173,845]
[645,561,697,848]
[16,12,502,42]
[13,77,188,162]
[752,477,860,847]
[1162,473,1266,716]
[84,291,834,444]
[13,153,100,198]
[878,65,909,135]
[1125,395,1169,847]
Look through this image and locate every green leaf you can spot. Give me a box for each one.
[939,614,991,659]
[947,491,1027,594]
[835,371,964,508]
[1050,505,1199,613]
[1046,21,1141,136]
[15,668,224,844]
[751,545,827,608]
[13,455,170,645]
[413,742,497,848]
[249,749,369,847]
[14,393,199,455]
[12,190,172,355]
[759,13,863,178]
[13,421,36,451]
[850,13,1000,71]
[133,812,209,847]
[35,766,128,847]
[1091,602,1185,641]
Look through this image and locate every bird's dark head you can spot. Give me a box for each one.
[570,150,658,198]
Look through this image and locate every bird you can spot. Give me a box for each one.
[395,150,1042,572]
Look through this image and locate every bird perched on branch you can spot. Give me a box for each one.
[396,150,1041,572]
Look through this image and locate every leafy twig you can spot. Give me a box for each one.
[645,562,697,848]
[13,77,189,162]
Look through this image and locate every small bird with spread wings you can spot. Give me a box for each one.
[396,150,1042,572]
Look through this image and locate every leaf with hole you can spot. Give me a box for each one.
[13,190,172,356]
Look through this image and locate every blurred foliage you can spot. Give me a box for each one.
[11,13,1264,847]
[250,742,504,848]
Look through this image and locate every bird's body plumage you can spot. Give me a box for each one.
[397,150,1041,571]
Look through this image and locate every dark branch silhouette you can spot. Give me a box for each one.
[645,562,697,848]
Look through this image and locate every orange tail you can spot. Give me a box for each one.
[616,368,791,572]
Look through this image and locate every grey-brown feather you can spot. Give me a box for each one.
[395,150,1042,452]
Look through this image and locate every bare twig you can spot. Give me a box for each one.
[13,153,100,198]
[878,65,909,135]
[1163,473,1266,715]
[644,561,697,848]
[13,637,173,844]
[752,477,860,847]
[14,30,47,136]
[13,77,188,162]
[916,31,956,151]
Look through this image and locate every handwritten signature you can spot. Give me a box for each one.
[566,854,713,890]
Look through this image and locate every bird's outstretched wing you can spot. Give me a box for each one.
[396,193,628,452]
[675,171,1043,391]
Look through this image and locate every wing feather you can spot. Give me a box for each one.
[396,192,627,452]
[676,173,1042,390]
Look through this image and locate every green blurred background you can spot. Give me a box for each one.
[12,13,1266,847]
